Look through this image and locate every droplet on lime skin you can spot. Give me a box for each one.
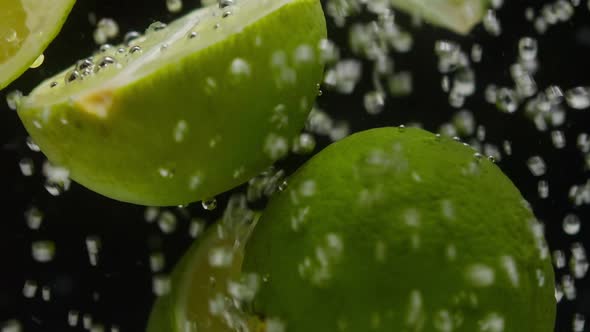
[243,127,556,332]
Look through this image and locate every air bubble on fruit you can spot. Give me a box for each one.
[30,54,45,69]
[129,45,142,54]
[95,56,117,71]
[64,70,81,84]
[218,0,235,8]
[202,197,217,211]
[146,21,167,34]
[123,31,141,45]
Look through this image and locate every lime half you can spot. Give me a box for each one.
[243,127,555,331]
[147,197,260,332]
[17,0,326,206]
[0,0,75,90]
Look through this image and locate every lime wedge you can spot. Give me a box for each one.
[17,0,326,206]
[0,0,75,89]
[391,0,489,34]
[147,203,260,332]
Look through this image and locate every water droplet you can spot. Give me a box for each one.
[129,45,142,54]
[50,81,58,88]
[95,56,117,70]
[30,53,45,69]
[64,70,81,84]
[563,213,581,235]
[218,0,235,8]
[123,31,141,45]
[31,241,56,263]
[565,87,590,110]
[166,0,183,13]
[202,198,217,211]
[527,156,547,176]
[188,31,198,39]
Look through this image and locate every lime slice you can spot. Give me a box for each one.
[391,0,489,34]
[0,0,75,90]
[147,201,260,332]
[243,127,555,331]
[17,0,326,206]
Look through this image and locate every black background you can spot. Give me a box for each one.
[0,0,589,331]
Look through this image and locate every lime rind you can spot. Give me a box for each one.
[0,0,76,90]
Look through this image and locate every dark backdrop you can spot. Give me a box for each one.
[0,0,588,331]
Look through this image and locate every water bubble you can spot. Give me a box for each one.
[25,206,43,230]
[152,274,171,296]
[22,280,37,298]
[123,31,141,45]
[364,91,385,115]
[218,0,235,8]
[32,241,56,263]
[222,10,232,18]
[527,156,547,176]
[208,247,234,267]
[158,211,177,234]
[202,197,217,211]
[483,10,502,36]
[518,37,538,61]
[166,0,183,13]
[149,252,165,272]
[496,88,519,113]
[147,22,167,34]
[67,310,79,327]
[264,133,289,160]
[64,70,81,84]
[86,235,101,266]
[319,38,339,64]
[30,53,45,69]
[471,44,483,63]
[573,314,586,332]
[323,59,362,94]
[189,218,206,238]
[173,120,188,142]
[563,213,581,235]
[41,286,51,301]
[129,45,142,54]
[551,130,566,149]
[50,81,58,88]
[388,71,413,97]
[96,56,117,71]
[565,87,590,109]
[538,180,550,199]
[229,58,251,78]
[292,133,316,155]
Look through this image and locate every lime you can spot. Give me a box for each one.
[17,0,326,206]
[243,127,555,331]
[147,196,260,332]
[0,0,75,90]
[391,0,490,35]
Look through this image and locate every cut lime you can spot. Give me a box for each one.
[243,127,555,331]
[147,198,260,332]
[17,0,326,206]
[391,0,489,35]
[0,0,75,90]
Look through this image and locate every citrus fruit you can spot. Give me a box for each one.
[147,196,260,332]
[391,0,490,35]
[16,0,326,206]
[242,127,556,331]
[0,0,75,90]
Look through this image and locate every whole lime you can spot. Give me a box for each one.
[243,127,555,331]
[17,0,326,206]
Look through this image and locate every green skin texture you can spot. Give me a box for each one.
[17,0,326,206]
[390,0,490,35]
[243,128,555,331]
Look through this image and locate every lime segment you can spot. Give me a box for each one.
[0,0,75,89]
